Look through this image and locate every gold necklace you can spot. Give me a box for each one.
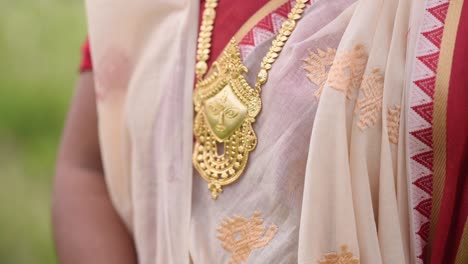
[193,0,308,199]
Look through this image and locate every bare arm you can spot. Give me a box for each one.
[52,72,137,264]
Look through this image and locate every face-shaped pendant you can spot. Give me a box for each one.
[204,85,248,141]
[193,39,261,199]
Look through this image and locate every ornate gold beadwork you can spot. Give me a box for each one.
[217,211,278,264]
[328,44,368,99]
[355,68,384,131]
[255,0,309,91]
[318,245,360,264]
[387,104,401,144]
[193,40,261,199]
[196,0,218,79]
[193,0,310,199]
[303,48,336,99]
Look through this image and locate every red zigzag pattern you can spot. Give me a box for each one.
[238,1,293,59]
[408,1,449,263]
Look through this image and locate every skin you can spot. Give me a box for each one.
[52,72,137,264]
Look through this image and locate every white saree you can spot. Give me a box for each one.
[84,0,426,263]
[298,0,418,262]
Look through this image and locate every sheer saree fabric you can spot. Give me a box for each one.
[189,1,355,263]
[85,0,198,263]
[298,0,418,262]
[83,0,432,263]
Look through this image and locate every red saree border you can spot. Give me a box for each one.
[455,223,468,263]
[407,1,450,262]
[433,0,468,262]
[203,0,291,76]
[232,0,290,43]
[429,0,463,254]
[451,0,468,258]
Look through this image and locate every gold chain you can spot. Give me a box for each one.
[195,0,218,79]
[195,0,309,92]
[193,0,309,199]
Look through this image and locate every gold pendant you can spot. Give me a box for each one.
[193,39,261,199]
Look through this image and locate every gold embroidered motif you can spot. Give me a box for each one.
[355,68,384,131]
[387,105,401,144]
[303,48,337,98]
[217,211,278,264]
[328,45,368,99]
[318,245,360,264]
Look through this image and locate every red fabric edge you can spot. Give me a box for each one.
[79,37,93,73]
[431,2,468,263]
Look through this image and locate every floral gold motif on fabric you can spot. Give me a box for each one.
[318,245,360,264]
[387,105,401,144]
[328,45,368,99]
[217,211,278,264]
[303,48,337,99]
[355,68,384,131]
[193,39,261,199]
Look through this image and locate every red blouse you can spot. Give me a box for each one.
[79,37,93,72]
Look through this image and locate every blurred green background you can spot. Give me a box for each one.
[0,0,86,262]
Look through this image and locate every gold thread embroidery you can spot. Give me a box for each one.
[303,48,337,98]
[355,68,384,131]
[318,245,360,264]
[328,44,368,99]
[387,105,401,144]
[217,211,278,264]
